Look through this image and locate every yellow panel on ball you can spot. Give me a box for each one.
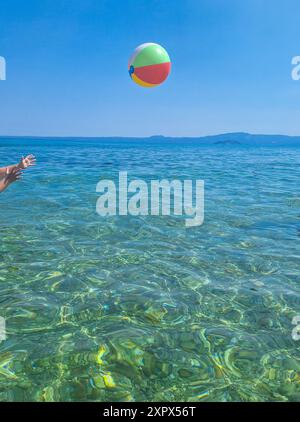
[132,73,156,88]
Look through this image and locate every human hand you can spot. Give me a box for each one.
[18,154,36,170]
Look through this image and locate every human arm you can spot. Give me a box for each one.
[0,154,36,177]
[0,167,23,193]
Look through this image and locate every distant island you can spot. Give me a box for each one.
[1,132,300,146]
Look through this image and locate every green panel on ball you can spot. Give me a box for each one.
[132,44,170,68]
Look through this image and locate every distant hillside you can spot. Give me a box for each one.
[148,133,300,146]
[199,132,300,146]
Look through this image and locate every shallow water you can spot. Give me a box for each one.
[0,138,300,401]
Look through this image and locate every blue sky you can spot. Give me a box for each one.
[0,0,300,137]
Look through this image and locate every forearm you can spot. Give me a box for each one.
[0,164,19,176]
[0,179,9,193]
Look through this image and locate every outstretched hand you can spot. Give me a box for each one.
[18,154,36,170]
[0,154,36,193]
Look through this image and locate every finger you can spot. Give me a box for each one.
[13,171,23,177]
[12,168,22,175]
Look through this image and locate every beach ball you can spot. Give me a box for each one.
[128,43,171,88]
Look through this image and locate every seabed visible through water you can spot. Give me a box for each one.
[0,138,300,401]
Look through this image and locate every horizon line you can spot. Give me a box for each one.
[1,132,300,139]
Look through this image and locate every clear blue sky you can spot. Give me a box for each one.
[0,0,300,137]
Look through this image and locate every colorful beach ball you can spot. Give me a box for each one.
[128,43,171,88]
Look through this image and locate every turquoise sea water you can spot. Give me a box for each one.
[0,137,300,402]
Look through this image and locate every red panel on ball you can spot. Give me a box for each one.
[134,62,171,85]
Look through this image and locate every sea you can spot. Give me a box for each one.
[0,136,299,401]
